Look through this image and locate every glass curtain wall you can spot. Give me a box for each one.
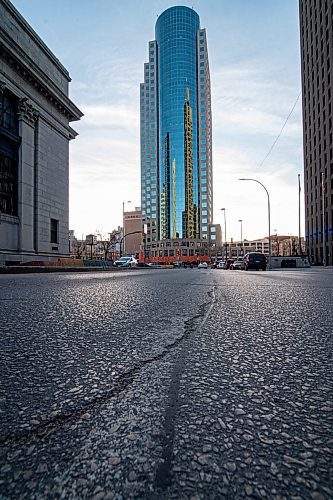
[156,6,199,239]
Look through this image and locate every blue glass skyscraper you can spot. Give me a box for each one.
[140,6,215,262]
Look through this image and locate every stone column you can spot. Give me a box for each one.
[18,99,39,254]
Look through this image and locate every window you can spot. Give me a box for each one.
[50,219,59,244]
[0,91,19,216]
[0,154,18,216]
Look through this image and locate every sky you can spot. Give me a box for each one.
[11,0,303,242]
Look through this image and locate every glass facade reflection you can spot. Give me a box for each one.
[141,6,213,250]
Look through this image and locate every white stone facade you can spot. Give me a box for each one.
[0,0,82,265]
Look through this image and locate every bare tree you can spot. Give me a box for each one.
[73,238,86,259]
[96,231,121,261]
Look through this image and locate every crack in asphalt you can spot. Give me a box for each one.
[154,286,217,493]
[0,287,217,448]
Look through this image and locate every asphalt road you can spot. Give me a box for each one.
[0,268,332,499]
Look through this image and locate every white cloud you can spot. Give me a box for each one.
[69,121,141,237]
[78,104,139,128]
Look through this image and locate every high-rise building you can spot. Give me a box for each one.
[140,6,218,263]
[299,0,333,266]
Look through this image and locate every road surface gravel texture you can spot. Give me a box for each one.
[0,268,332,499]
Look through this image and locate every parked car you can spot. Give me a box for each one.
[113,256,137,268]
[242,252,267,271]
[230,259,243,270]
[198,262,208,269]
[217,261,225,269]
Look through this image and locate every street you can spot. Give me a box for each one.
[0,268,332,499]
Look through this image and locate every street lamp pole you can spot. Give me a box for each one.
[122,200,131,257]
[298,174,302,256]
[238,219,243,256]
[239,178,271,269]
[321,172,326,266]
[221,208,227,259]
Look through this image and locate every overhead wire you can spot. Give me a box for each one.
[254,91,301,172]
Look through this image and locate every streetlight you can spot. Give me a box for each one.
[238,219,243,256]
[122,200,131,256]
[221,208,227,259]
[239,178,271,269]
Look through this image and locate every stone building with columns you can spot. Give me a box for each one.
[0,0,82,265]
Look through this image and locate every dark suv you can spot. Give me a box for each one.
[242,252,267,271]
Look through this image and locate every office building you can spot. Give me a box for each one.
[123,206,142,256]
[0,0,82,265]
[299,0,333,265]
[140,6,217,262]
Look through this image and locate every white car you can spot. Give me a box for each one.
[198,262,208,269]
[113,256,137,268]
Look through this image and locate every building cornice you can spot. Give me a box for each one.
[0,28,83,122]
[2,0,70,80]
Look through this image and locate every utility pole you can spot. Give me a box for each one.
[238,219,243,256]
[221,208,227,259]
